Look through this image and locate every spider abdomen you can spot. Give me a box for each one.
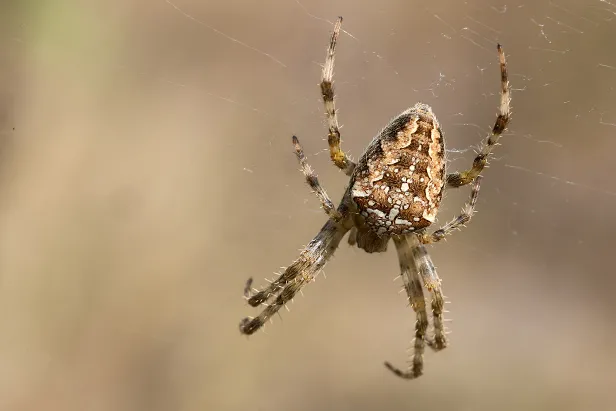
[351,103,446,236]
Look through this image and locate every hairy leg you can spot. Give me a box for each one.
[292,135,342,221]
[240,219,350,334]
[447,44,510,188]
[321,17,356,176]
[384,235,430,379]
[419,176,482,244]
[412,243,447,350]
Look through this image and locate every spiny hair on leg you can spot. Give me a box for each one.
[240,219,349,335]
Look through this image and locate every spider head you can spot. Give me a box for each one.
[349,103,446,237]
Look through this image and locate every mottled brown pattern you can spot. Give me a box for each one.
[351,104,445,235]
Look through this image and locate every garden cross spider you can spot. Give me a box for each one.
[240,17,510,379]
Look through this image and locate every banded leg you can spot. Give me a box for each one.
[321,16,356,176]
[412,242,447,350]
[419,176,482,245]
[385,236,430,379]
[240,219,350,334]
[447,44,510,188]
[292,135,342,222]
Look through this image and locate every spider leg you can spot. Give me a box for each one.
[385,235,430,379]
[411,243,447,350]
[419,176,482,244]
[446,44,510,188]
[292,135,342,222]
[240,218,350,334]
[321,16,356,176]
[347,226,357,246]
[243,277,254,298]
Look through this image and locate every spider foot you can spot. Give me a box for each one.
[243,277,254,298]
[247,291,274,307]
[426,335,448,351]
[243,277,274,307]
[384,361,423,380]
[239,316,262,335]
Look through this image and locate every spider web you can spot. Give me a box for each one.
[1,1,614,410]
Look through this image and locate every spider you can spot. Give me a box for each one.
[239,17,510,379]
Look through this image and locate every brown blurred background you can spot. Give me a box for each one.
[1,0,615,410]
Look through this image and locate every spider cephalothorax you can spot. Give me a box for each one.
[240,17,510,380]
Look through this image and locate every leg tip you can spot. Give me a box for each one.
[239,317,260,335]
[384,361,423,380]
[243,277,254,298]
[427,336,448,351]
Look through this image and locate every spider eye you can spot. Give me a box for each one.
[351,104,446,236]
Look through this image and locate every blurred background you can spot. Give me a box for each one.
[1,0,615,410]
